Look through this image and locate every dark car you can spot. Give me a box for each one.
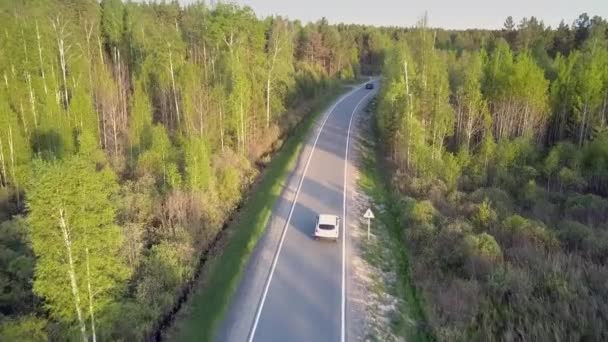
[365,83,374,89]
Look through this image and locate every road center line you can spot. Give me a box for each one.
[248,84,365,342]
[341,89,374,342]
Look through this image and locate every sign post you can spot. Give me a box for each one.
[363,208,375,241]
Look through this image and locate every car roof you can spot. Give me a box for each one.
[318,214,338,225]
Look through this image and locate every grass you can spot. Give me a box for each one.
[356,101,431,342]
[169,83,353,342]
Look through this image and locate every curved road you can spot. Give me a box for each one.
[217,80,377,342]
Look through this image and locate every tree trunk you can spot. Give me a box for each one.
[117,49,129,139]
[97,35,105,65]
[0,137,6,188]
[601,90,608,130]
[35,21,48,95]
[21,29,29,65]
[85,247,97,342]
[219,105,224,152]
[198,96,204,136]
[18,102,28,139]
[466,109,473,151]
[26,72,38,129]
[266,76,271,129]
[54,19,70,117]
[240,100,245,153]
[50,62,61,107]
[58,208,87,342]
[169,49,181,129]
[579,103,588,146]
[266,35,281,129]
[111,106,118,156]
[404,60,412,170]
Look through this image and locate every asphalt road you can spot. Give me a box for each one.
[217,81,377,342]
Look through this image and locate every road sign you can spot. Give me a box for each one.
[363,208,375,240]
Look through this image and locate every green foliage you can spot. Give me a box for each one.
[439,152,461,191]
[216,167,241,206]
[557,167,586,192]
[137,125,181,190]
[172,86,351,341]
[464,232,502,261]
[0,217,35,316]
[520,180,541,209]
[501,215,557,249]
[136,239,193,314]
[129,78,153,153]
[473,199,497,229]
[564,193,608,227]
[27,155,129,325]
[580,133,608,194]
[0,0,606,339]
[372,12,608,342]
[184,136,212,192]
[0,315,47,341]
[101,0,125,47]
[407,200,437,226]
[556,220,593,252]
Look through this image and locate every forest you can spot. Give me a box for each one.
[375,13,608,341]
[2,0,608,340]
[0,0,386,340]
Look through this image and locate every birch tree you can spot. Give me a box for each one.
[27,156,128,340]
[264,17,294,129]
[454,51,488,151]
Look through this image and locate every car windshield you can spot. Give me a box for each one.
[318,224,335,230]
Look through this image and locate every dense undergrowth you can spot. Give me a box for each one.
[374,14,608,341]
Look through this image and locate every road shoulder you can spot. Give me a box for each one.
[347,97,420,341]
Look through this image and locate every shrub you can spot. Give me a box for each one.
[473,199,498,230]
[408,200,438,226]
[557,220,593,252]
[580,133,608,195]
[557,167,586,192]
[500,215,558,250]
[445,218,474,234]
[469,187,514,218]
[406,222,437,251]
[465,232,503,261]
[520,180,541,209]
[136,238,194,314]
[531,197,558,224]
[486,264,532,304]
[564,193,608,227]
[464,232,502,279]
[0,315,47,342]
[432,279,481,340]
[436,229,467,274]
[440,152,462,192]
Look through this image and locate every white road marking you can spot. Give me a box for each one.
[341,90,374,342]
[248,84,366,342]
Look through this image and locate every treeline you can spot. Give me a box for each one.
[0,0,388,340]
[376,14,608,340]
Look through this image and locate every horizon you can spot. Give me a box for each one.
[172,0,608,30]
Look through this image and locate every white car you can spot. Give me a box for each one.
[314,214,340,241]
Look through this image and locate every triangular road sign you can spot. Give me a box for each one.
[363,208,375,219]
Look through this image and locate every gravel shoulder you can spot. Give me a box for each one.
[347,101,418,341]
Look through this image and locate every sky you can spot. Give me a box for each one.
[180,0,608,30]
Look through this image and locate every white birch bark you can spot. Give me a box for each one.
[35,21,48,95]
[59,208,88,342]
